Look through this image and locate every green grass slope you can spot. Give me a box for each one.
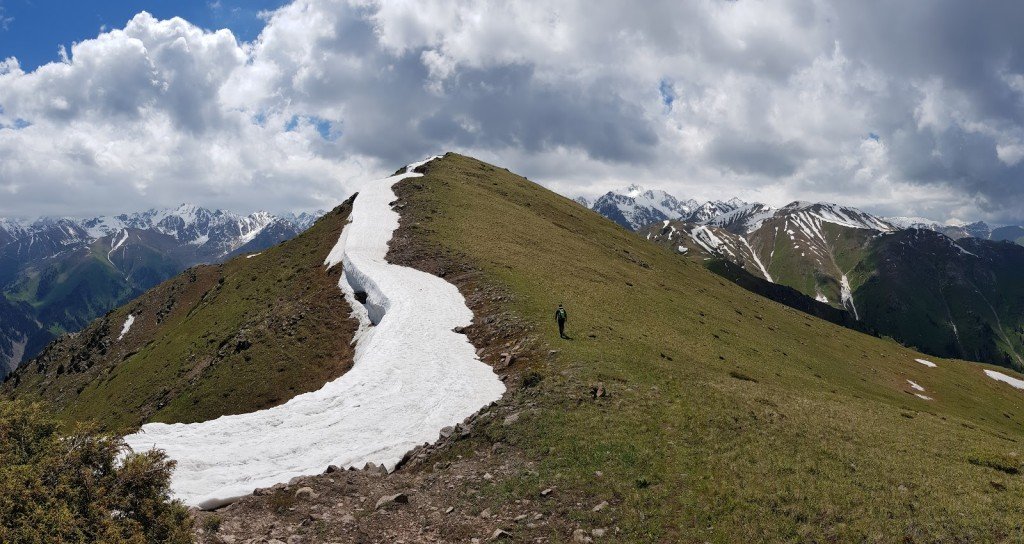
[399,154,1024,541]
[2,202,358,432]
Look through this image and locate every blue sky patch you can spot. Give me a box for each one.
[659,78,676,112]
[0,0,289,70]
[285,114,339,141]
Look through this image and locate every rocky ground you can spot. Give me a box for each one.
[193,178,618,543]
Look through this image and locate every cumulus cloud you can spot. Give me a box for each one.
[2,0,1024,224]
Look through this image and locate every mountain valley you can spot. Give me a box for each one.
[0,205,322,377]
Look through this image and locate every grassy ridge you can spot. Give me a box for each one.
[403,154,1024,541]
[2,203,358,432]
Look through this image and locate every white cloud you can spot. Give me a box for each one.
[2,1,1024,223]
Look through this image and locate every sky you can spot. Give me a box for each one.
[1,1,1024,225]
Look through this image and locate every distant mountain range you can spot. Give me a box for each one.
[0,205,323,376]
[575,185,746,231]
[582,186,1024,370]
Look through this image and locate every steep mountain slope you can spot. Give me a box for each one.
[637,201,1024,369]
[191,153,1024,542]
[0,297,50,376]
[2,203,358,431]
[645,220,774,280]
[853,230,1024,367]
[645,221,870,335]
[749,202,893,313]
[0,206,321,376]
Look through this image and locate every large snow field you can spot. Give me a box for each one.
[124,158,506,508]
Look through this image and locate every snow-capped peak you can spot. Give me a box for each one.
[1,205,323,257]
[780,202,895,232]
[685,199,746,223]
[703,202,776,234]
[624,184,645,198]
[885,216,942,230]
[590,186,696,231]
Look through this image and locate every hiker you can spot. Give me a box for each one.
[555,303,568,339]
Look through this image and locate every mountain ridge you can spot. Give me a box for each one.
[6,153,1024,541]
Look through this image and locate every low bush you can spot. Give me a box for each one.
[0,400,192,543]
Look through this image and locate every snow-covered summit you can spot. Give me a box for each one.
[886,216,942,230]
[685,199,747,223]
[703,202,775,234]
[778,202,895,232]
[585,185,748,231]
[589,185,696,231]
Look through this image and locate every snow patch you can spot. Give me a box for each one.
[739,237,773,282]
[984,369,1024,390]
[117,314,135,341]
[915,358,937,368]
[124,157,505,509]
[688,225,729,255]
[840,274,858,320]
[245,252,262,259]
[907,379,925,392]
[107,229,129,262]
[915,393,933,400]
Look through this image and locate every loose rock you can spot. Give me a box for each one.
[374,493,409,510]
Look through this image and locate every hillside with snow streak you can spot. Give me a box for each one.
[124,158,505,508]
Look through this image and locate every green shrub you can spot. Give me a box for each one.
[201,515,222,534]
[0,400,192,543]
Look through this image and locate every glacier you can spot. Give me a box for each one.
[124,157,505,508]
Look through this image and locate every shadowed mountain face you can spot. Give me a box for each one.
[0,205,324,377]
